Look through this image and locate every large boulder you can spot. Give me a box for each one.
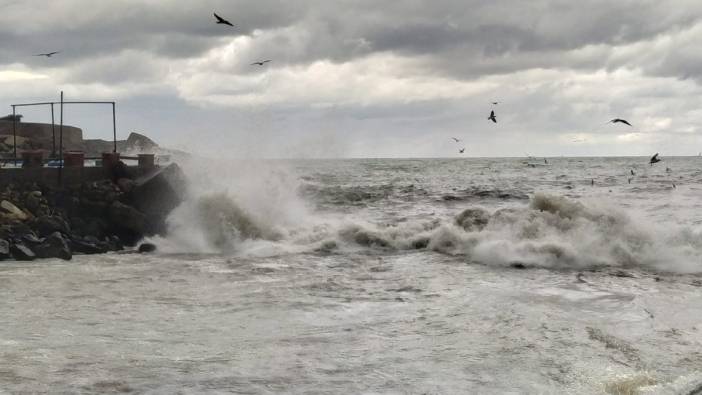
[126,163,185,235]
[34,215,70,237]
[0,200,28,221]
[10,243,35,261]
[0,239,10,259]
[108,201,147,234]
[34,232,72,260]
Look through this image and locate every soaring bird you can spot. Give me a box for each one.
[488,110,497,123]
[451,137,461,142]
[33,51,59,57]
[459,148,465,154]
[650,153,661,165]
[609,118,632,126]
[214,12,234,26]
[630,169,635,176]
[491,101,499,105]
[251,60,272,66]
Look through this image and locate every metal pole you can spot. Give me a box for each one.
[112,102,116,153]
[50,103,56,158]
[59,91,64,184]
[12,105,16,166]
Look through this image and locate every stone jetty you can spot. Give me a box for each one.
[0,162,185,261]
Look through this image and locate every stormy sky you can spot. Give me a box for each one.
[1,0,702,157]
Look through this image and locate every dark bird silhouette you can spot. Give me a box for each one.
[214,12,234,27]
[591,179,594,186]
[609,118,632,126]
[650,153,661,166]
[672,183,676,189]
[630,169,635,176]
[488,110,497,123]
[451,137,461,142]
[491,101,499,105]
[628,178,632,184]
[459,148,465,154]
[251,60,272,66]
[544,158,548,164]
[33,51,59,57]
[666,167,672,173]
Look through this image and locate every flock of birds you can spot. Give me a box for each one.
[450,103,668,174]
[33,12,272,67]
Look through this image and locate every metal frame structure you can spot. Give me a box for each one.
[9,91,117,166]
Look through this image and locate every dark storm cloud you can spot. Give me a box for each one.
[2,0,700,76]
[1,0,702,157]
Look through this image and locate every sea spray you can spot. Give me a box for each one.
[150,156,314,253]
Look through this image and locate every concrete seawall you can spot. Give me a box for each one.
[0,166,153,188]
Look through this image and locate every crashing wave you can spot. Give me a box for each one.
[332,193,702,273]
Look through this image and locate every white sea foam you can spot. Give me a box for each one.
[152,157,702,273]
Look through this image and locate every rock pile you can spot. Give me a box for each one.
[0,163,184,261]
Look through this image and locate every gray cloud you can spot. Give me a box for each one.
[1,0,702,157]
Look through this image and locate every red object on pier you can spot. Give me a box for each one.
[63,151,85,167]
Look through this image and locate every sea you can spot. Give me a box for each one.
[1,157,702,394]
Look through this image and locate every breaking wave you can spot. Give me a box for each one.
[158,176,702,273]
[327,193,702,273]
[150,156,702,273]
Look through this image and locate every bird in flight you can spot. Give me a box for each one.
[650,153,661,166]
[459,148,465,154]
[214,12,234,27]
[608,118,632,126]
[451,137,461,142]
[488,110,497,123]
[251,60,272,66]
[630,169,635,176]
[33,51,59,57]
[491,101,499,105]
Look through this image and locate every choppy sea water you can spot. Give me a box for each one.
[2,157,702,394]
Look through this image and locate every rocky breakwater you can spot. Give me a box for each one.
[0,163,185,261]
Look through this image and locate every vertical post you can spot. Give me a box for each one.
[50,103,56,158]
[59,91,64,185]
[112,102,117,153]
[11,105,16,166]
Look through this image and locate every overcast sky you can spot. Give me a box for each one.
[1,0,702,157]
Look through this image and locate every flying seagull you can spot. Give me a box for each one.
[451,137,461,142]
[488,110,497,123]
[650,153,661,166]
[33,51,59,57]
[459,148,465,154]
[251,60,272,66]
[630,169,635,176]
[609,118,632,126]
[491,101,499,105]
[214,12,234,27]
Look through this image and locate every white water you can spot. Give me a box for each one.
[2,157,702,394]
